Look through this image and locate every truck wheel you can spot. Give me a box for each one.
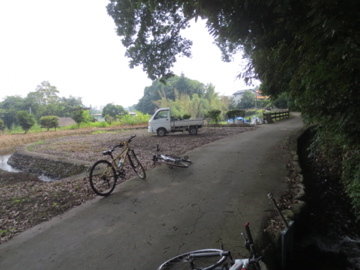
[188,126,197,135]
[157,128,167,137]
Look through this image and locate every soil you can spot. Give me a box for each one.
[0,125,260,244]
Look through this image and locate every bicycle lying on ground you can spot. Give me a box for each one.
[89,135,146,196]
[152,144,192,168]
[157,223,262,270]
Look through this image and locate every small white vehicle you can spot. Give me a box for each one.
[148,107,204,137]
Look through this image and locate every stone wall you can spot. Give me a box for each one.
[8,145,92,180]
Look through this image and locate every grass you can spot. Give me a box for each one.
[26,140,45,151]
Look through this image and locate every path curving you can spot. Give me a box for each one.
[0,113,304,270]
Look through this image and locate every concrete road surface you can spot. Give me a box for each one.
[0,113,304,270]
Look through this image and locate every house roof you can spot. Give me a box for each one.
[233,89,253,95]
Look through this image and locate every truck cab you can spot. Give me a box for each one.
[148,108,171,136]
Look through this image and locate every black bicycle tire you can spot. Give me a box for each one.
[165,154,192,164]
[163,159,189,168]
[182,158,192,164]
[128,150,146,179]
[157,249,228,270]
[89,160,117,196]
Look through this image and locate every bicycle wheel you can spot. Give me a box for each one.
[89,160,117,196]
[158,249,228,270]
[128,150,146,179]
[165,154,192,166]
[163,159,189,168]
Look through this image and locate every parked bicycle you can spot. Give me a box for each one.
[89,135,146,196]
[157,223,262,270]
[152,144,192,168]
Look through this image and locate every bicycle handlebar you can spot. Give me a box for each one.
[115,135,136,148]
[190,250,231,258]
[127,135,136,143]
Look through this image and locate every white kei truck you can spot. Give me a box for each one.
[148,107,204,137]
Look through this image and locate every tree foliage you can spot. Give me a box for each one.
[135,74,206,114]
[206,109,221,124]
[135,74,228,119]
[0,118,4,132]
[107,0,360,215]
[71,107,87,128]
[226,110,245,123]
[26,81,60,117]
[39,116,59,131]
[102,104,128,119]
[16,111,36,134]
[237,91,255,110]
[119,111,150,125]
[107,0,193,81]
[0,82,84,129]
[0,96,26,129]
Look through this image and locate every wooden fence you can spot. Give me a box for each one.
[263,110,290,123]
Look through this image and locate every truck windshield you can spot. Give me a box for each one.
[154,111,168,119]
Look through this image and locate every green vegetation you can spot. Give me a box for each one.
[39,116,59,131]
[102,103,128,119]
[91,130,108,135]
[135,74,227,116]
[107,0,360,216]
[16,111,36,134]
[0,118,4,132]
[71,106,88,129]
[26,140,45,151]
[226,110,246,123]
[206,110,222,124]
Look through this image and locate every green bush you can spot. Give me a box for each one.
[206,110,221,124]
[16,111,36,134]
[40,116,59,131]
[0,119,4,131]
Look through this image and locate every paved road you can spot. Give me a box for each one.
[0,113,304,270]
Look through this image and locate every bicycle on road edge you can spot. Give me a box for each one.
[157,222,262,270]
[152,144,192,168]
[89,135,146,196]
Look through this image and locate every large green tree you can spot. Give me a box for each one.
[0,96,27,129]
[102,104,128,119]
[16,111,36,134]
[26,81,61,116]
[107,0,359,134]
[71,106,87,128]
[237,91,255,110]
[135,74,206,114]
[54,96,84,117]
[107,0,360,214]
[0,84,84,129]
[39,116,59,131]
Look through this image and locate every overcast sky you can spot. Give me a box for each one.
[0,0,256,109]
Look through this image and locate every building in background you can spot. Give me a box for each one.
[232,88,253,104]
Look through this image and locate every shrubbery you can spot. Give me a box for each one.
[40,116,59,131]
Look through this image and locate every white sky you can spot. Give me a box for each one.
[0,0,256,109]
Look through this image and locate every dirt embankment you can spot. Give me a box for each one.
[0,125,256,244]
[0,125,147,152]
